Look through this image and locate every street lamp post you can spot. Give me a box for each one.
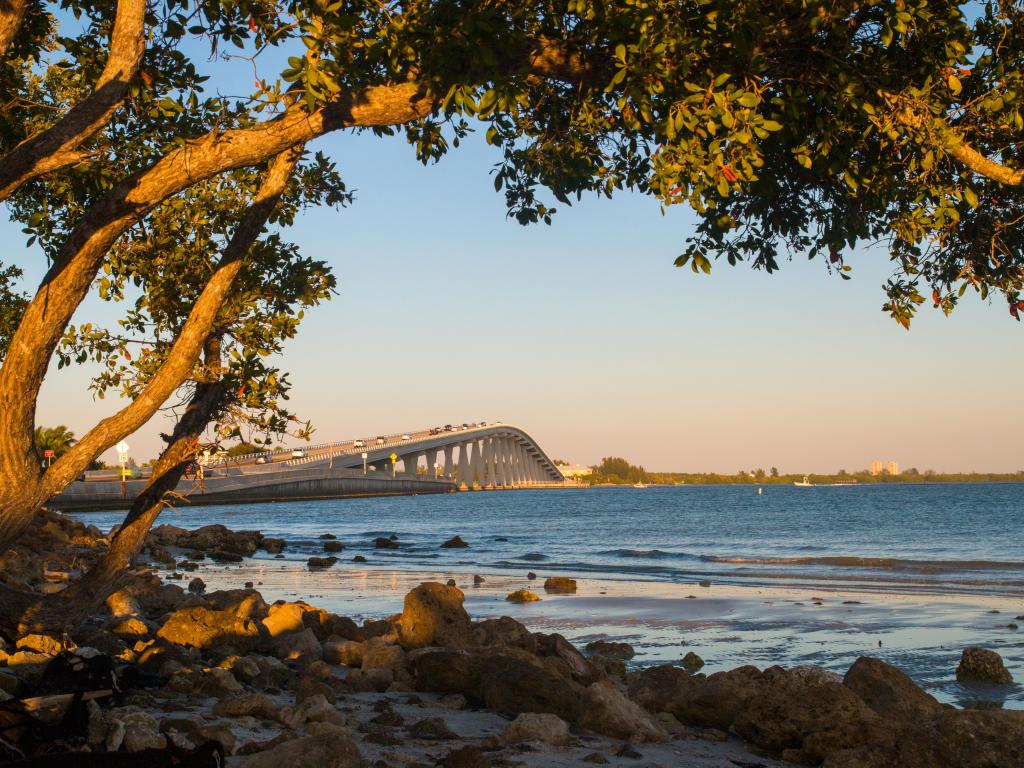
[116,440,130,498]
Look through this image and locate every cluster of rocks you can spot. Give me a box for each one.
[2,516,1022,768]
[0,509,109,592]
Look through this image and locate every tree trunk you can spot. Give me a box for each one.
[0,0,28,59]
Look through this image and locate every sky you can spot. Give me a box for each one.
[5,22,1023,474]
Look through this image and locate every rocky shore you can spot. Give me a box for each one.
[0,514,1021,767]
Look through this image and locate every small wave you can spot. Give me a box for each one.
[599,548,695,559]
[518,553,549,561]
[701,555,1024,574]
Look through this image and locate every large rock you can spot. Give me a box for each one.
[887,708,1024,768]
[627,665,695,714]
[534,633,601,685]
[263,601,318,638]
[441,535,469,548]
[674,665,766,729]
[273,627,322,663]
[362,637,405,671]
[579,680,667,742]
[499,712,572,746]
[732,666,891,763]
[324,638,363,667]
[411,649,484,696]
[156,591,267,651]
[213,692,278,720]
[956,647,1014,684]
[479,654,586,722]
[506,589,540,603]
[586,640,635,660]
[232,730,361,768]
[397,582,472,650]
[152,523,262,556]
[543,576,577,594]
[844,657,943,721]
[472,617,537,653]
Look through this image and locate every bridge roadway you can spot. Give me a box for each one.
[210,421,566,489]
[55,422,569,511]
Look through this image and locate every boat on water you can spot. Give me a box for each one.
[633,481,648,488]
[794,475,813,487]
[794,475,859,488]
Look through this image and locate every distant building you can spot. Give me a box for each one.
[886,460,900,476]
[870,460,883,476]
[558,464,592,478]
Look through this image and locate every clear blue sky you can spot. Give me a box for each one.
[5,26,1023,473]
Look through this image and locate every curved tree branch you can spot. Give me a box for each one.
[0,0,147,200]
[40,147,303,501]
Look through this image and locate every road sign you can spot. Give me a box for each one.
[390,453,398,463]
[361,452,368,459]
[43,449,55,458]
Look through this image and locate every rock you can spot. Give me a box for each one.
[956,647,1013,684]
[104,707,166,752]
[110,617,150,639]
[177,560,199,571]
[320,533,337,540]
[213,692,278,720]
[439,693,467,709]
[472,617,537,653]
[187,577,206,594]
[327,615,363,641]
[16,634,63,656]
[353,555,367,562]
[473,575,485,585]
[441,746,490,768]
[535,632,601,685]
[506,589,540,603]
[886,708,1024,768]
[374,537,399,549]
[479,654,587,721]
[324,638,363,666]
[232,730,361,768]
[362,637,405,671]
[731,665,890,763]
[582,752,609,764]
[263,601,317,637]
[500,712,572,746]
[307,556,338,568]
[408,716,457,740]
[397,582,472,650]
[282,693,345,728]
[446,578,457,587]
[410,649,483,696]
[579,679,667,742]
[441,535,469,548]
[844,656,943,721]
[586,640,635,660]
[261,537,286,554]
[698,579,712,588]
[681,651,704,672]
[346,668,393,692]
[527,571,537,580]
[674,665,767,729]
[274,627,322,663]
[210,549,243,562]
[543,576,577,594]
[105,589,141,618]
[628,665,695,714]
[322,540,343,553]
[156,591,267,651]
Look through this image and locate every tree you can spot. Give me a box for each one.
[770,466,779,478]
[0,1,1023,599]
[33,425,76,460]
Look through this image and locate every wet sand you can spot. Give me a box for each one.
[182,558,1024,709]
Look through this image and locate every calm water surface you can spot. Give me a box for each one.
[80,482,1024,596]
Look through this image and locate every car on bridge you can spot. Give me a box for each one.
[353,440,365,448]
[291,450,306,458]
[375,436,386,445]
[401,434,411,441]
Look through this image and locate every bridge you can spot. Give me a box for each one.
[54,422,570,511]
[215,421,566,489]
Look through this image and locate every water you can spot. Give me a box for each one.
[78,483,1024,596]
[73,483,1024,707]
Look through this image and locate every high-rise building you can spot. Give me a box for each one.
[886,460,900,476]
[870,460,883,476]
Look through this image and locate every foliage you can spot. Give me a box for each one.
[33,425,76,459]
[0,264,26,361]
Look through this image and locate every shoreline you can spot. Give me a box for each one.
[184,558,1024,709]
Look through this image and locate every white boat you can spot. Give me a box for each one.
[793,475,813,487]
[633,481,648,489]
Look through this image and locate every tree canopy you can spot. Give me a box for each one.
[0,0,1022,557]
